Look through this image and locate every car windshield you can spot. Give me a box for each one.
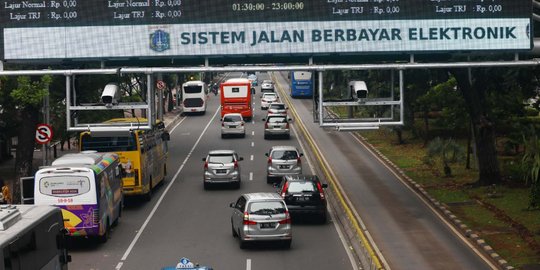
[268,117,287,124]
[271,150,298,160]
[287,182,317,193]
[248,201,286,215]
[208,154,234,164]
[224,115,242,122]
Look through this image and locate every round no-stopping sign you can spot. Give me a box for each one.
[35,124,53,144]
[156,80,166,90]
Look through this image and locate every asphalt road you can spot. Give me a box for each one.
[68,72,357,270]
[68,71,495,270]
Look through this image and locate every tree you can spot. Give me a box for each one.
[10,76,52,203]
[449,68,501,186]
[521,126,540,209]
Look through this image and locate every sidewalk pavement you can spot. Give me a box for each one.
[0,108,183,189]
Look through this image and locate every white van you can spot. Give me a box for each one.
[349,81,368,100]
[182,80,207,114]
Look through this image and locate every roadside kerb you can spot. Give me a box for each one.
[272,72,385,270]
[348,132,513,270]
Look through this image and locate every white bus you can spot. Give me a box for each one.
[33,151,123,243]
[182,80,208,114]
[0,204,70,270]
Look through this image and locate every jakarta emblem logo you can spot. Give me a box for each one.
[150,30,170,52]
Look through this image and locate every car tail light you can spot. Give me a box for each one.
[265,122,269,129]
[234,160,238,169]
[317,182,326,200]
[204,161,208,170]
[241,122,244,126]
[243,212,257,225]
[297,157,302,165]
[267,157,272,165]
[285,122,290,129]
[281,181,289,197]
[221,122,225,127]
[279,211,291,224]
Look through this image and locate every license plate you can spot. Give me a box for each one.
[216,169,226,174]
[229,125,236,128]
[260,222,276,229]
[191,109,196,112]
[296,196,308,201]
[279,165,289,169]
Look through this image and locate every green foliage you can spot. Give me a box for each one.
[10,76,52,107]
[425,137,465,177]
[521,126,540,209]
[415,76,468,131]
[524,106,539,117]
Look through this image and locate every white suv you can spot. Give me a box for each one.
[221,113,245,138]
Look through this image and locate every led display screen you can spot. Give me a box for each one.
[0,0,532,60]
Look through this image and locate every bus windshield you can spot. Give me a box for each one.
[184,85,203,93]
[80,134,137,152]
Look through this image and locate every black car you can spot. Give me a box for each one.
[275,175,328,223]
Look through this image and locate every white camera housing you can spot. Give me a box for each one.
[349,80,368,100]
[101,83,121,106]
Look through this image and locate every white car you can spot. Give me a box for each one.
[221,113,246,138]
[260,80,274,93]
[261,93,279,110]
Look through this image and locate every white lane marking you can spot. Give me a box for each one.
[119,106,221,263]
[168,115,187,134]
[246,259,252,270]
[250,154,254,161]
[251,131,255,136]
[115,262,123,270]
[251,141,254,147]
[249,172,253,181]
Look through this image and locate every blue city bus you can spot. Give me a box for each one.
[290,71,313,98]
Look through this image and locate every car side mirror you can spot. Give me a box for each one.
[265,153,269,157]
[239,157,244,161]
[300,153,304,157]
[322,183,328,188]
[202,158,206,161]
[229,202,235,208]
[262,118,266,121]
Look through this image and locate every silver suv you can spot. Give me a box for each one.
[203,150,243,189]
[230,192,292,249]
[265,146,303,183]
[263,114,290,139]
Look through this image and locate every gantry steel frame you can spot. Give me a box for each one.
[1,59,540,131]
